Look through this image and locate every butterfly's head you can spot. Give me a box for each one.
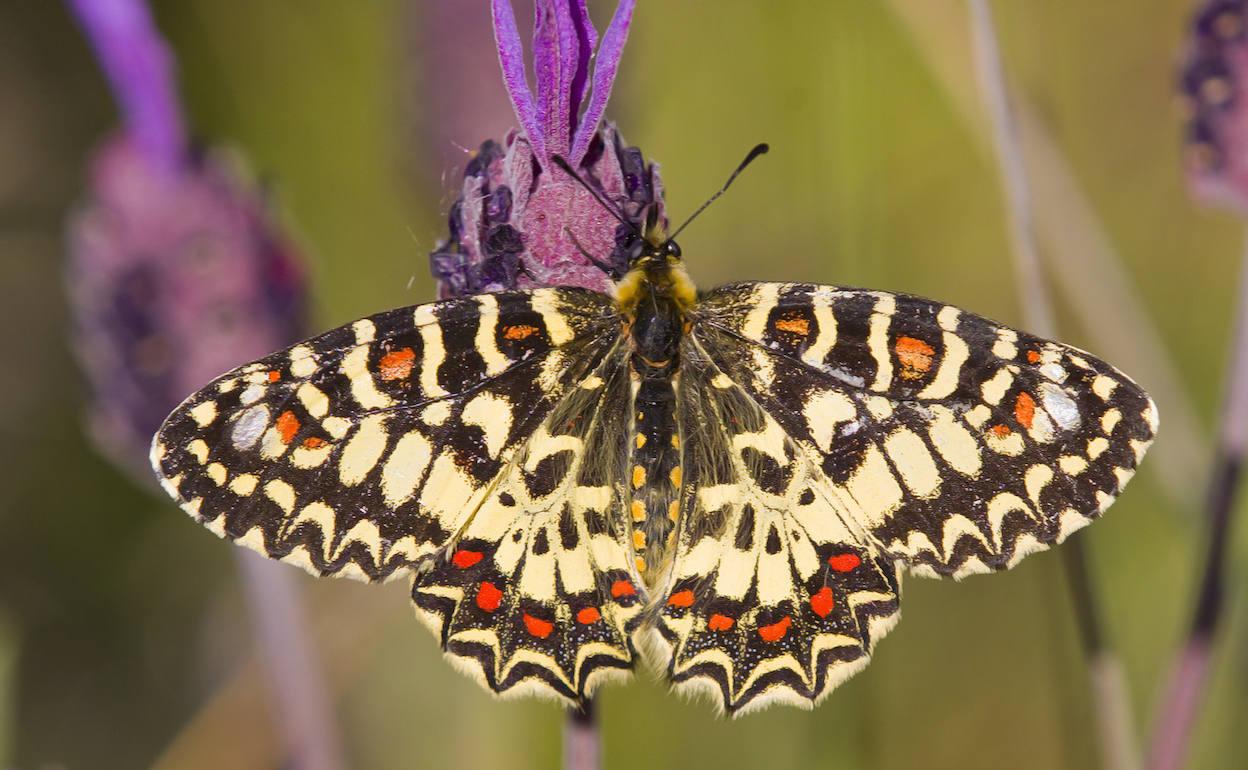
[620,226,683,272]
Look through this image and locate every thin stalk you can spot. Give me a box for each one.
[236,554,347,770]
[1145,232,1248,770]
[67,2,347,765]
[886,0,1207,512]
[968,3,1139,769]
[564,699,601,770]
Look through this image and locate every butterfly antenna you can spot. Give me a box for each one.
[666,143,769,243]
[550,155,634,230]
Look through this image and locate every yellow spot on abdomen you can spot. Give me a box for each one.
[632,466,646,488]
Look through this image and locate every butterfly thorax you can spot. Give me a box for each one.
[615,259,696,585]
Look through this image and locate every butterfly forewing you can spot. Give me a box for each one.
[151,287,620,578]
[690,282,1159,579]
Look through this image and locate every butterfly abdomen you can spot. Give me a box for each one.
[629,375,681,582]
[625,282,688,583]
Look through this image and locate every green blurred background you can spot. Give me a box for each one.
[1,1,1244,768]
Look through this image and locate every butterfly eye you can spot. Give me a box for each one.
[664,241,682,261]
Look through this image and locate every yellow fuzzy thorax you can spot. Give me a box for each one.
[613,260,698,316]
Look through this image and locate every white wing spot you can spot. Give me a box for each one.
[230,408,270,449]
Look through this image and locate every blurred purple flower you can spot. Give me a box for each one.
[431,0,665,297]
[1180,0,1248,210]
[66,0,305,481]
[67,138,305,478]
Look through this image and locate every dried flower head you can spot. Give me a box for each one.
[430,0,665,297]
[1180,0,1248,209]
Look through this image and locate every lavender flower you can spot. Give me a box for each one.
[67,138,305,479]
[66,0,307,482]
[430,0,664,297]
[1180,0,1248,209]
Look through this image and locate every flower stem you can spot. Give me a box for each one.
[1144,231,1248,770]
[67,0,186,171]
[968,2,1140,769]
[563,699,601,770]
[236,553,347,770]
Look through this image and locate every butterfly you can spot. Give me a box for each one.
[151,156,1156,715]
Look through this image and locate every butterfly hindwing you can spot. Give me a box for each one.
[690,281,1158,579]
[410,339,648,703]
[151,287,621,580]
[651,338,900,713]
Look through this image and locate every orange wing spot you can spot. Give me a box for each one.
[301,436,328,449]
[611,579,636,598]
[1026,349,1042,364]
[503,324,540,341]
[630,499,646,522]
[773,315,810,336]
[576,607,602,625]
[990,423,1012,438]
[378,347,415,381]
[276,410,300,444]
[667,589,695,608]
[266,370,281,382]
[476,581,502,612]
[632,465,646,488]
[810,586,835,618]
[895,336,936,380]
[522,613,554,639]
[1014,391,1036,429]
[452,550,484,569]
[758,615,792,643]
[828,553,861,573]
[708,613,735,632]
[669,466,682,488]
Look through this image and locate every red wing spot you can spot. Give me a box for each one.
[476,581,502,612]
[708,613,735,632]
[523,613,554,639]
[758,616,792,642]
[276,410,300,444]
[378,347,416,381]
[773,315,810,336]
[828,553,861,573]
[667,589,695,608]
[267,370,281,382]
[610,579,636,598]
[576,607,602,624]
[1014,392,1036,429]
[895,336,936,380]
[503,324,540,341]
[810,587,835,618]
[990,423,1012,438]
[1026,350,1042,364]
[302,436,328,449]
[452,550,483,568]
